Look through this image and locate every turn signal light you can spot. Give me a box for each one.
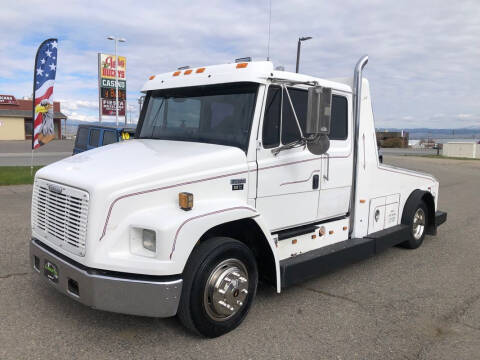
[172,71,181,76]
[359,199,366,204]
[179,192,193,211]
[329,230,334,235]
[319,226,326,236]
[236,63,248,69]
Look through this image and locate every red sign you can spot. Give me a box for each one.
[101,99,125,116]
[0,95,18,105]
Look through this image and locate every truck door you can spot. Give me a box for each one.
[317,92,353,220]
[256,85,321,231]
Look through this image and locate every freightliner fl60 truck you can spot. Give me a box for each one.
[30,56,447,337]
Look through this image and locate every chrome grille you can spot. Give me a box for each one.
[32,179,89,256]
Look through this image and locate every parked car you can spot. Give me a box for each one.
[73,124,135,154]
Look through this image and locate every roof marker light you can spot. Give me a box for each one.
[196,67,206,73]
[235,57,251,63]
[236,63,248,69]
[184,69,193,75]
[149,75,156,80]
[172,71,181,76]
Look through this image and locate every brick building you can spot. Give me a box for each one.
[0,95,67,140]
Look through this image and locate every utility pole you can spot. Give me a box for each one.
[107,36,126,127]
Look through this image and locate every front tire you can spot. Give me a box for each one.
[178,237,258,338]
[400,201,427,249]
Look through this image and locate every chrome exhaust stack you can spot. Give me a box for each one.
[349,55,368,237]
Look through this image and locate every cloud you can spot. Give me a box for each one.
[0,0,479,128]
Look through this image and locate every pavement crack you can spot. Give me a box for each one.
[0,271,30,279]
[297,285,367,310]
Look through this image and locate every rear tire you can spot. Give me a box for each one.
[177,237,258,338]
[400,201,427,249]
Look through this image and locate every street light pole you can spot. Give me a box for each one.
[296,36,312,73]
[107,36,126,127]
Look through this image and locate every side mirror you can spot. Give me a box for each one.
[306,86,332,155]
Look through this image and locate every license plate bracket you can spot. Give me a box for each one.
[44,260,59,283]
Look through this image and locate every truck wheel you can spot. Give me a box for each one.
[177,237,258,338]
[400,201,427,249]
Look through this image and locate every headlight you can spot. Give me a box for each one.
[142,229,156,252]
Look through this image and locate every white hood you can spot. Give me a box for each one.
[36,139,247,193]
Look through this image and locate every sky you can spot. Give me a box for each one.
[0,0,479,129]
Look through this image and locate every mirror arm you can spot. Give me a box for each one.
[271,138,307,156]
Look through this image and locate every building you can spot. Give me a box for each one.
[443,142,480,159]
[376,130,409,148]
[0,95,67,141]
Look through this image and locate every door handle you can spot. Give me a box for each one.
[323,153,330,181]
[312,174,319,189]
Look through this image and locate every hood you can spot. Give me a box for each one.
[36,139,248,193]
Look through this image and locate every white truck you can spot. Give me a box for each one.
[30,56,447,337]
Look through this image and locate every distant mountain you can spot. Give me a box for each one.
[64,119,138,136]
[376,127,480,140]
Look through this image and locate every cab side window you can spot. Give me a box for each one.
[262,86,281,148]
[329,95,348,140]
[282,88,307,144]
[262,86,348,149]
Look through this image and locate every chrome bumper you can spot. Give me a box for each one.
[30,239,182,318]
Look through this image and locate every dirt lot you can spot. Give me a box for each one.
[0,155,479,359]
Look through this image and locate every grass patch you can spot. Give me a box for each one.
[0,166,43,186]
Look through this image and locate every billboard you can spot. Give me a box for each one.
[98,53,127,119]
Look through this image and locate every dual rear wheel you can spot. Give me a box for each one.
[400,200,428,249]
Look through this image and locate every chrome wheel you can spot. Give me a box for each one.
[412,208,426,240]
[203,258,249,321]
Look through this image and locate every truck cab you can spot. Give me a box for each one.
[30,57,446,337]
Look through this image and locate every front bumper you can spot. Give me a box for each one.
[30,239,182,317]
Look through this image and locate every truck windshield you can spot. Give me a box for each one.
[138,82,258,151]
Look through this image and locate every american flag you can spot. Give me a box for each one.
[32,39,58,149]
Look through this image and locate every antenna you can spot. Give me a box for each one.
[267,0,271,61]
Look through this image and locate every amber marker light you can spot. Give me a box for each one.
[184,69,193,75]
[329,230,334,235]
[292,239,297,244]
[179,192,193,211]
[319,226,326,236]
[360,199,366,203]
[172,71,181,76]
[236,63,248,69]
[149,75,156,80]
[196,67,206,73]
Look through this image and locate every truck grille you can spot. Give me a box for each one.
[32,179,89,256]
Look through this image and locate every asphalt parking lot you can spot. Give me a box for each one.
[1,155,479,359]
